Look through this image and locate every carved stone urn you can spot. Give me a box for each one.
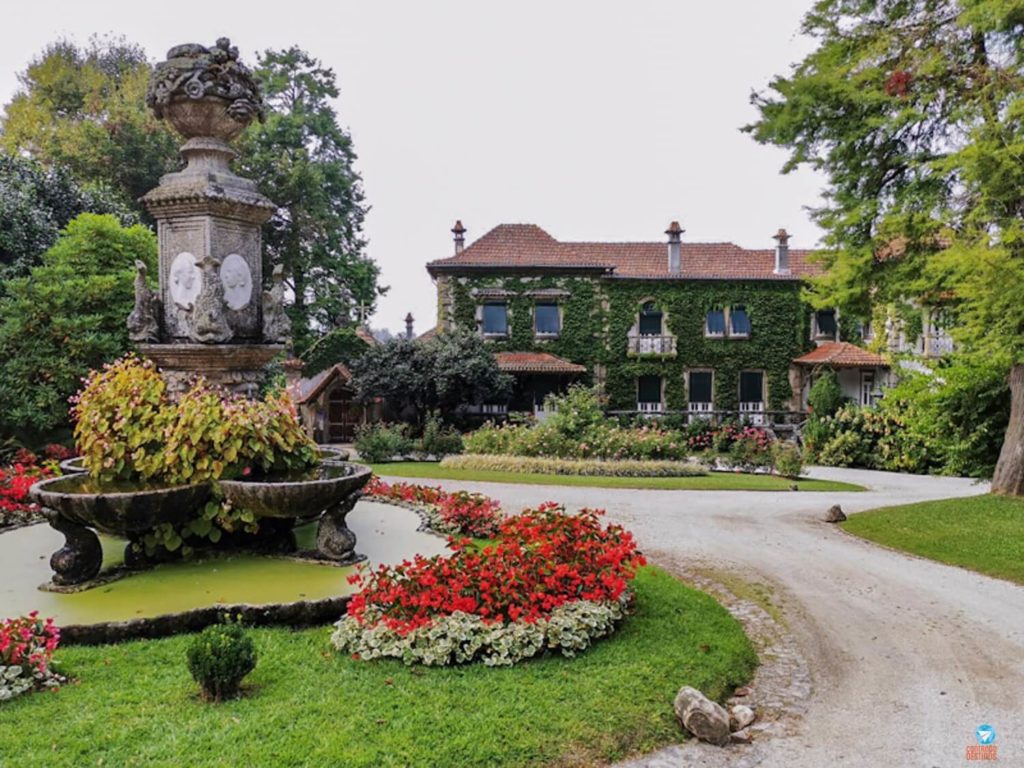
[134,38,288,396]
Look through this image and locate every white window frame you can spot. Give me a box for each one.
[479,301,509,338]
[533,301,562,339]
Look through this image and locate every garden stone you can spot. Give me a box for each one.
[730,728,754,744]
[673,686,732,746]
[729,704,756,731]
[823,504,846,523]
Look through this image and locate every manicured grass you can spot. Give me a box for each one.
[0,567,756,768]
[842,494,1024,585]
[372,462,863,492]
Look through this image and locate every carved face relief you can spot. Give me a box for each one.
[220,253,253,311]
[170,252,202,307]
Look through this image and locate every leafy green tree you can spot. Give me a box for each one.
[237,47,382,351]
[0,37,179,214]
[349,330,512,427]
[748,0,1024,491]
[0,151,136,281]
[0,213,156,442]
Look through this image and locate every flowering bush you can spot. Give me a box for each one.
[72,355,319,484]
[364,477,503,538]
[0,613,63,702]
[332,504,645,666]
[0,460,54,528]
[440,454,706,478]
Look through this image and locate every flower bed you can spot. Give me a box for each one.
[332,504,645,666]
[1,613,63,702]
[0,447,70,529]
[439,454,706,478]
[363,476,503,538]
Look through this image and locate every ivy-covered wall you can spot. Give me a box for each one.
[442,273,814,411]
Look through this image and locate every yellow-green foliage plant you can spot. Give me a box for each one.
[73,355,318,485]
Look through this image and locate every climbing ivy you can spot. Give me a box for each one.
[446,274,813,411]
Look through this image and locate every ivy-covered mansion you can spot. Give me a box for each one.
[426,221,890,423]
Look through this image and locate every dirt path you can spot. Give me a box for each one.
[378,467,1024,766]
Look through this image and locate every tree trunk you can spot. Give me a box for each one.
[992,365,1024,496]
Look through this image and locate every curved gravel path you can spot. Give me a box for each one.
[378,466,1023,766]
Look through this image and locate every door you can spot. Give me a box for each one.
[327,388,360,442]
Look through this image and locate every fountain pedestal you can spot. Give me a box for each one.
[130,39,290,397]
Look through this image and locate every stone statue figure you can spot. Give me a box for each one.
[262,264,292,343]
[126,261,161,342]
[189,255,233,344]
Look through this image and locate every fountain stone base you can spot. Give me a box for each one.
[139,343,285,397]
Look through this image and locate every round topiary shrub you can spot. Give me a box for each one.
[186,623,257,701]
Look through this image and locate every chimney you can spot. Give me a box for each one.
[404,312,414,340]
[452,220,466,255]
[773,228,791,275]
[665,220,683,273]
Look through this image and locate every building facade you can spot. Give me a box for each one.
[426,221,892,423]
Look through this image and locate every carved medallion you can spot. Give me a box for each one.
[220,253,253,311]
[169,252,202,308]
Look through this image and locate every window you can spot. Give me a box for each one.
[730,305,751,337]
[739,371,765,404]
[534,303,560,336]
[637,375,662,404]
[481,302,508,336]
[815,309,837,339]
[705,309,726,337]
[639,302,663,335]
[688,370,713,410]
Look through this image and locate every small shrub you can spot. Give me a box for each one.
[543,385,607,439]
[440,454,706,478]
[807,369,845,418]
[355,422,413,463]
[416,413,464,457]
[186,623,257,702]
[772,442,804,478]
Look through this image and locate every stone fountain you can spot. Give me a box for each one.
[29,40,372,588]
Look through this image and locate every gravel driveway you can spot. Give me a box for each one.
[378,467,1023,767]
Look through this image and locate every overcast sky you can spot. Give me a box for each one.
[0,0,824,336]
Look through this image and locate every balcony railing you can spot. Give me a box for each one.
[688,401,713,414]
[739,401,766,426]
[637,401,664,414]
[464,403,508,415]
[627,334,677,356]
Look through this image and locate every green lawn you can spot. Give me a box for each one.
[372,462,863,492]
[842,494,1024,585]
[0,567,756,768]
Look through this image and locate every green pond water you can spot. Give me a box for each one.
[0,501,448,625]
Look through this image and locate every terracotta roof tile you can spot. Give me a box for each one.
[793,342,889,368]
[427,224,822,281]
[494,351,587,375]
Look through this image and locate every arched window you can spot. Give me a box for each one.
[639,302,663,335]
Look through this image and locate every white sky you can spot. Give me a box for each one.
[0,0,825,336]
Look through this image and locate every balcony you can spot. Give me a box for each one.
[637,401,664,415]
[627,334,677,357]
[688,401,713,415]
[739,401,766,426]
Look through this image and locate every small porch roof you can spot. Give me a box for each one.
[290,363,354,404]
[494,352,587,375]
[793,342,889,369]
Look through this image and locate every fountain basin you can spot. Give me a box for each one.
[218,463,371,519]
[30,475,210,536]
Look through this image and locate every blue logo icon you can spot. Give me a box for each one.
[976,724,996,745]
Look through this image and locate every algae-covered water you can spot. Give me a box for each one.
[0,501,449,625]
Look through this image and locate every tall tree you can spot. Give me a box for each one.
[0,151,136,281]
[0,213,157,442]
[748,0,1024,493]
[237,47,383,352]
[0,37,179,213]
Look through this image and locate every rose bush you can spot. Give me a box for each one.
[0,613,63,703]
[332,504,645,666]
